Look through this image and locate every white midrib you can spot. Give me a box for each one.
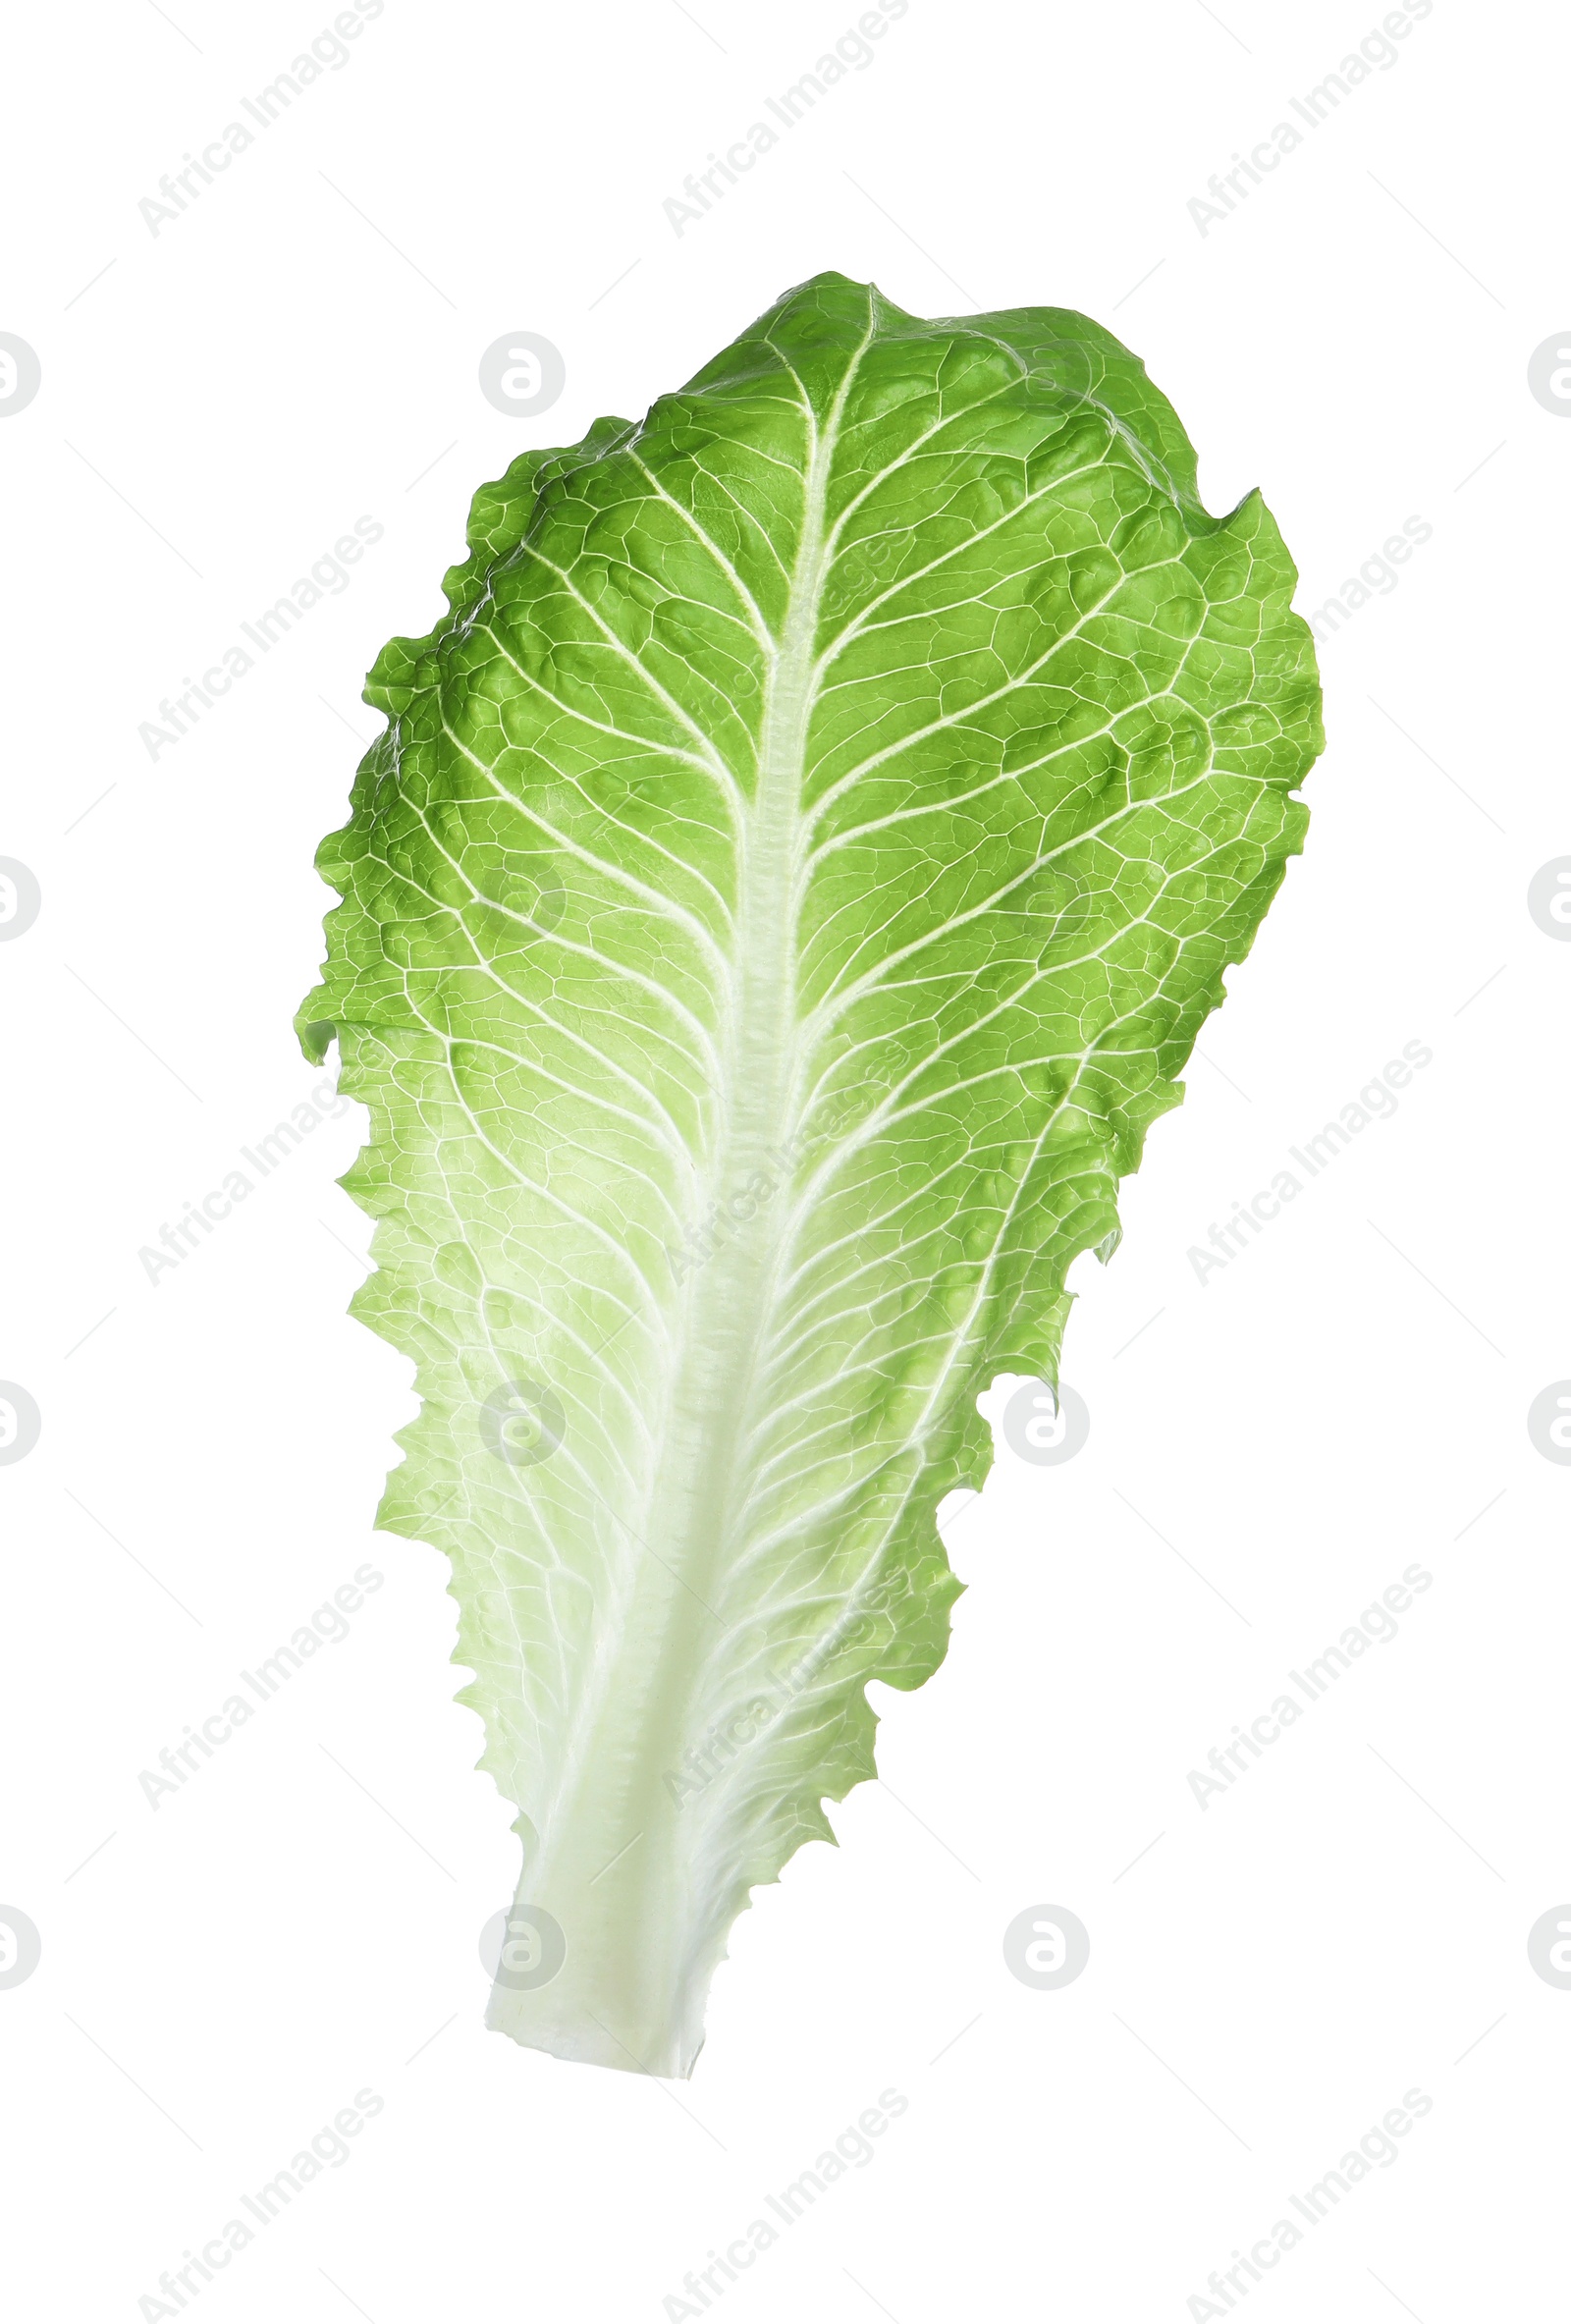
[495,395,848,2070]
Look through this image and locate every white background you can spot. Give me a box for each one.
[2,2,1566,2317]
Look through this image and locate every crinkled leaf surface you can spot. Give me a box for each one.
[299,273,1322,2076]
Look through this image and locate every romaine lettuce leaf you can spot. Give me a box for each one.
[299,272,1323,2076]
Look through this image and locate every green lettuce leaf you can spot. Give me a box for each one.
[298,271,1323,2076]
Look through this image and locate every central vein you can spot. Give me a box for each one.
[517,404,841,1986]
